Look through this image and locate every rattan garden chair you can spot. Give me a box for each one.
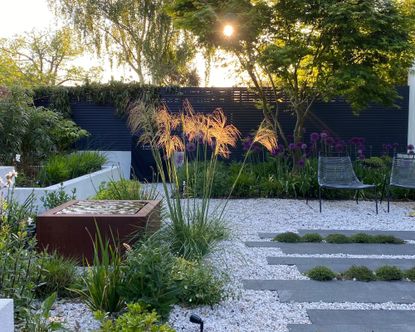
[387,154,415,212]
[318,155,378,214]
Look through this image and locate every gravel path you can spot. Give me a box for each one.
[51,198,415,331]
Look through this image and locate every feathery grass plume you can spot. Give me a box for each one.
[253,121,278,153]
[209,109,240,158]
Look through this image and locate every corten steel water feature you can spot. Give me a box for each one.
[36,200,161,263]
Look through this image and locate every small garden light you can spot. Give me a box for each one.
[189,314,204,332]
[223,24,234,37]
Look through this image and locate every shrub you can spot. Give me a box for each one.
[97,303,175,332]
[349,233,373,243]
[405,267,415,281]
[325,234,351,244]
[301,233,323,243]
[273,232,301,243]
[121,240,178,318]
[375,266,403,281]
[342,266,376,282]
[39,152,106,186]
[370,235,404,244]
[40,185,76,210]
[171,257,226,306]
[36,252,78,298]
[76,230,124,314]
[307,266,336,281]
[93,179,142,200]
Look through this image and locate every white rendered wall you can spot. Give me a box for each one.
[101,151,131,179]
[408,64,415,145]
[0,299,14,332]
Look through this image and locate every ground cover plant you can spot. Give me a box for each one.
[272,232,404,244]
[307,265,414,282]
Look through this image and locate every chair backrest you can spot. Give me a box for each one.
[318,156,359,186]
[390,154,415,187]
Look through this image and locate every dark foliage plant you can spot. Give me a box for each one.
[342,266,376,282]
[307,266,336,281]
[272,232,302,243]
[375,266,404,281]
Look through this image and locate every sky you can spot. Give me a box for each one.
[0,0,238,86]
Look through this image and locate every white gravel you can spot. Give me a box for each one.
[51,198,415,331]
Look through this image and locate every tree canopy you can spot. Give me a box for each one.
[0,28,100,87]
[49,0,199,86]
[169,0,415,145]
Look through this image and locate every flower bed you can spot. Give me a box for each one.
[11,165,122,212]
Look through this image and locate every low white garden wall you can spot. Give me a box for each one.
[11,165,122,213]
[0,299,13,332]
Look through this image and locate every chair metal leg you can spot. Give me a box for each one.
[375,188,378,215]
[356,190,359,204]
[319,186,322,213]
[387,186,391,213]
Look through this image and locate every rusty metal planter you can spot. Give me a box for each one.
[36,200,161,263]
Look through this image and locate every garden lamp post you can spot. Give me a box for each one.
[189,313,204,332]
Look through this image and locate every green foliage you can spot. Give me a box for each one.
[76,230,124,314]
[405,267,415,281]
[172,257,226,307]
[166,216,228,261]
[94,179,142,200]
[36,252,78,298]
[325,234,351,244]
[0,86,89,166]
[342,266,376,282]
[50,0,198,86]
[96,303,175,332]
[301,233,323,243]
[121,241,178,318]
[375,266,404,281]
[0,27,100,87]
[272,232,302,243]
[307,266,336,281]
[21,292,64,332]
[39,152,106,186]
[41,185,76,210]
[369,235,405,244]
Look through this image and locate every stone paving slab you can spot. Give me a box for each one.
[242,280,415,303]
[267,256,415,272]
[245,242,415,255]
[259,229,415,240]
[288,309,415,332]
[288,324,414,332]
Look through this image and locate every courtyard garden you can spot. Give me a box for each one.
[1,0,415,331]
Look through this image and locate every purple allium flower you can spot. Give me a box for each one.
[310,132,320,142]
[393,143,399,149]
[288,143,296,150]
[186,142,196,152]
[357,149,363,155]
[301,143,307,150]
[408,144,414,151]
[320,132,328,140]
[335,143,344,152]
[350,137,360,145]
[326,137,335,145]
[297,159,305,167]
[386,144,393,150]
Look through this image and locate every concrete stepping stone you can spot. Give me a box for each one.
[242,280,415,303]
[259,229,415,240]
[267,256,415,272]
[288,309,415,332]
[245,242,415,255]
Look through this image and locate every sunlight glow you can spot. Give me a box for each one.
[223,24,234,38]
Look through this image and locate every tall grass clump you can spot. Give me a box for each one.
[128,98,277,260]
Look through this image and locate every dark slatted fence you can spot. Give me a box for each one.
[49,87,409,181]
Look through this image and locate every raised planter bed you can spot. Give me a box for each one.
[11,165,122,212]
[36,199,161,263]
